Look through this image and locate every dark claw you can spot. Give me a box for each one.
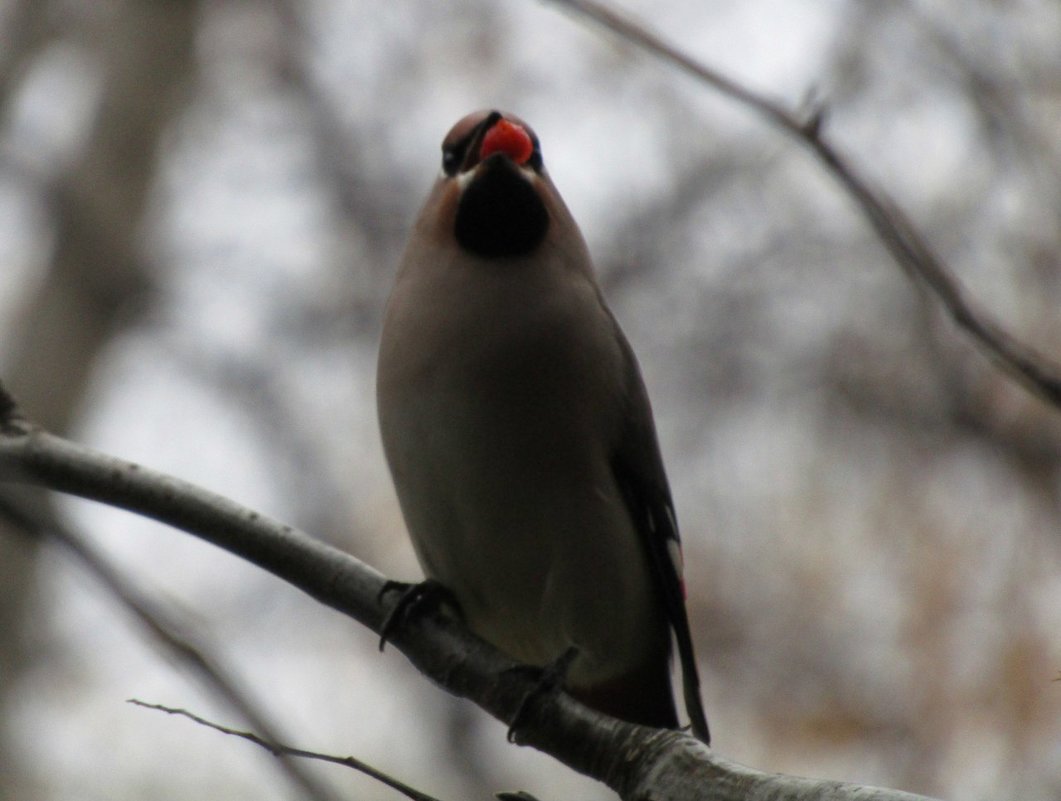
[377,579,413,605]
[506,645,580,742]
[377,579,457,652]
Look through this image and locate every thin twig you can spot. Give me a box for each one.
[543,0,1061,408]
[0,382,944,801]
[128,700,442,801]
[0,486,343,801]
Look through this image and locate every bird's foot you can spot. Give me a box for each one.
[505,645,580,743]
[377,579,458,652]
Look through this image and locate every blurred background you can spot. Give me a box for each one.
[1,0,1059,799]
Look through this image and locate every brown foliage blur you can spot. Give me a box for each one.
[0,1,1058,800]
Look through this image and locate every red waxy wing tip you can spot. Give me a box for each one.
[480,118,534,165]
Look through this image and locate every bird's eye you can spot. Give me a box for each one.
[442,147,460,176]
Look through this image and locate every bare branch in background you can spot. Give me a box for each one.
[542,0,1061,409]
[128,701,441,801]
[0,485,342,801]
[0,3,198,796]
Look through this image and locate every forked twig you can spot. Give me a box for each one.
[544,0,1061,407]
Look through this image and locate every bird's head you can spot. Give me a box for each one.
[435,110,551,259]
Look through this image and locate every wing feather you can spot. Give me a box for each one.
[607,314,711,744]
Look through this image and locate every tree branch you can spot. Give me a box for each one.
[127,700,441,801]
[0,386,938,801]
[542,0,1061,409]
[0,489,342,801]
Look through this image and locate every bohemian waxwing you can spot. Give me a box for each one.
[377,110,709,742]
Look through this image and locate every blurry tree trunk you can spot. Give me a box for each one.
[0,1,197,797]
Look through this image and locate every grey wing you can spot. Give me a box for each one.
[607,315,711,744]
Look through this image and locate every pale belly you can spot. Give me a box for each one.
[380,373,661,688]
[377,254,663,687]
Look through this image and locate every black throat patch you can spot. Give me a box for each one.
[454,154,549,258]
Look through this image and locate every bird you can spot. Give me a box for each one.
[376,109,709,742]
